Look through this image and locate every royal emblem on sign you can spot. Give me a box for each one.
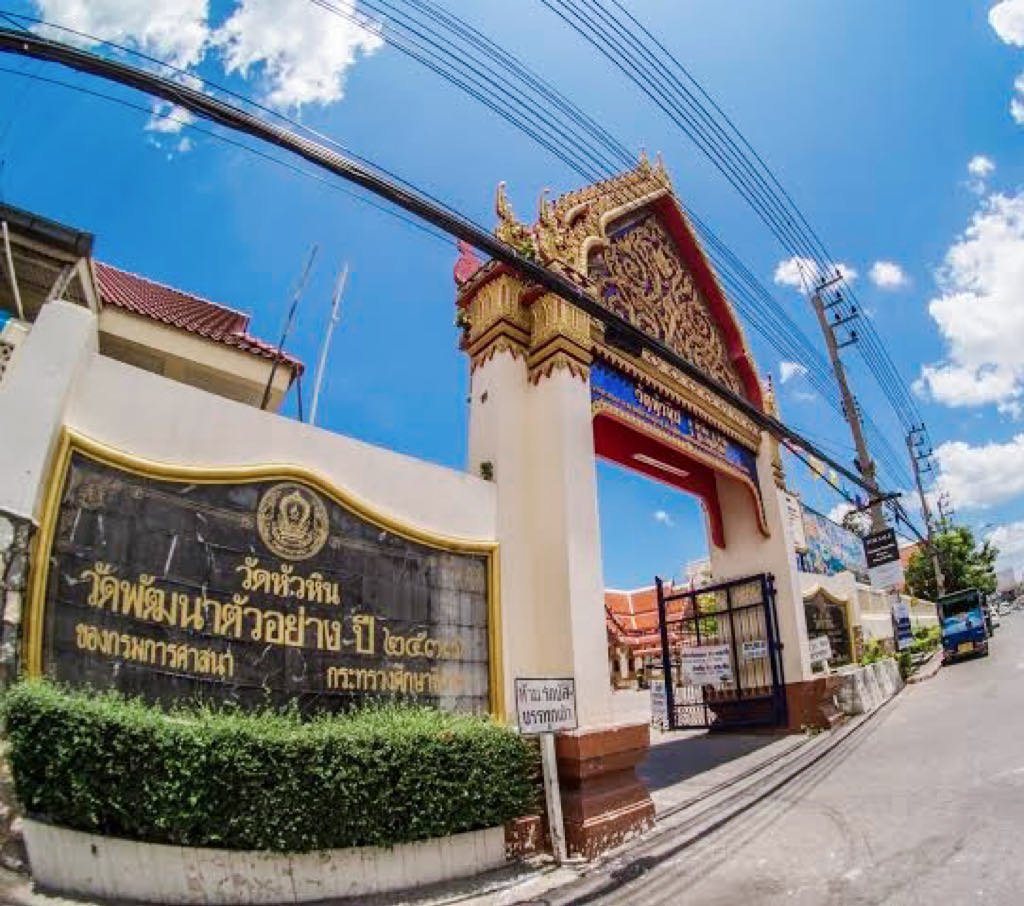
[256,482,330,561]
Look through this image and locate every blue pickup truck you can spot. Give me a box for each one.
[937,588,989,664]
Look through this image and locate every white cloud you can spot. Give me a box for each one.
[213,0,383,109]
[990,0,1024,46]
[779,361,808,384]
[1012,72,1024,125]
[968,155,996,178]
[967,155,997,194]
[987,521,1024,570]
[827,502,854,524]
[934,434,1024,509]
[33,0,209,69]
[868,260,909,290]
[773,256,857,292]
[145,100,195,134]
[653,510,674,527]
[916,191,1024,413]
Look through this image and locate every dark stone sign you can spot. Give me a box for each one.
[803,595,852,668]
[36,448,494,714]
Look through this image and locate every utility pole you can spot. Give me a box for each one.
[907,426,945,598]
[310,263,349,426]
[809,274,886,532]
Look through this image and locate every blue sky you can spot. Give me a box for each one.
[2,0,1024,587]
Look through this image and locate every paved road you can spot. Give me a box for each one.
[588,613,1024,905]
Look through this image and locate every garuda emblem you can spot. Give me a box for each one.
[256,483,329,561]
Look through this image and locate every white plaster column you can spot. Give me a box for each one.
[525,368,611,727]
[0,301,97,522]
[708,436,812,684]
[467,348,534,721]
[468,353,611,727]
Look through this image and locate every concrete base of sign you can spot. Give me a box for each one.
[22,819,507,905]
[834,658,904,715]
[783,677,846,731]
[555,722,655,859]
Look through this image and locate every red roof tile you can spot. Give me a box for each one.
[605,584,692,654]
[95,262,304,373]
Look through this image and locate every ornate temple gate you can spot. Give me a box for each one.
[655,574,787,730]
[455,157,823,857]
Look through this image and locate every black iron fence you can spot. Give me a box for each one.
[655,573,787,730]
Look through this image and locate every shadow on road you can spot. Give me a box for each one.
[639,732,779,791]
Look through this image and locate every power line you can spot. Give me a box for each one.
[0,7,922,520]
[538,0,927,470]
[0,24,903,514]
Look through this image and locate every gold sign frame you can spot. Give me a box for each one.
[24,429,505,716]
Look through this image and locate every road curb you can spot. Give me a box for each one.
[907,648,943,684]
[529,694,901,906]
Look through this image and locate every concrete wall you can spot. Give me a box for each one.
[710,440,813,683]
[23,820,507,905]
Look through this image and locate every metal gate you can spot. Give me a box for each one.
[655,573,787,730]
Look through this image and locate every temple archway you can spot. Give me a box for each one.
[456,157,818,856]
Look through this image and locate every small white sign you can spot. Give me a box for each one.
[515,678,578,735]
[742,639,769,660]
[808,634,833,664]
[680,644,734,688]
[650,679,670,729]
[783,492,808,552]
[870,560,905,591]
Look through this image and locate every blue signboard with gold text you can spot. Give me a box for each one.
[590,360,758,486]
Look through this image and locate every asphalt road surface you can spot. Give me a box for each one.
[587,613,1024,905]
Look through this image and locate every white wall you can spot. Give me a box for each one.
[0,302,97,521]
[710,440,813,683]
[67,355,496,543]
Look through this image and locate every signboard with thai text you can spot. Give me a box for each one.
[514,678,577,734]
[590,361,759,488]
[31,442,495,715]
[680,644,734,689]
[741,639,769,660]
[649,678,669,729]
[891,595,913,651]
[864,528,905,590]
[808,635,833,665]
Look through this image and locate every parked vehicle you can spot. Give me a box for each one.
[937,588,989,664]
[989,604,1002,630]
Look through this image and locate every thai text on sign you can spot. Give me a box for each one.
[514,678,578,734]
[37,449,494,714]
[679,644,734,688]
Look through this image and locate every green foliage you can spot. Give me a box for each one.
[897,650,913,680]
[860,640,889,666]
[1,680,538,853]
[905,527,998,601]
[909,625,941,657]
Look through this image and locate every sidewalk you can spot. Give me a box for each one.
[0,703,893,906]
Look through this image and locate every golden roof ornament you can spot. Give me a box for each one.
[494,181,536,255]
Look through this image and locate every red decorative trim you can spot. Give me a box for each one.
[594,413,726,548]
[649,196,764,410]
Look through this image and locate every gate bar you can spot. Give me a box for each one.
[654,577,677,731]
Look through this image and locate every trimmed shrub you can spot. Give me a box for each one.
[1,680,538,853]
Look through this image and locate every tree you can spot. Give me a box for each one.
[904,526,998,600]
[841,509,872,538]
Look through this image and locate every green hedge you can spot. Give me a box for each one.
[1,680,538,853]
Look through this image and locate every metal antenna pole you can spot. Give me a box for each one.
[809,274,885,532]
[309,263,348,426]
[260,245,318,411]
[907,427,945,597]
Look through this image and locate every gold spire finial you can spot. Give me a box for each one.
[494,181,535,252]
